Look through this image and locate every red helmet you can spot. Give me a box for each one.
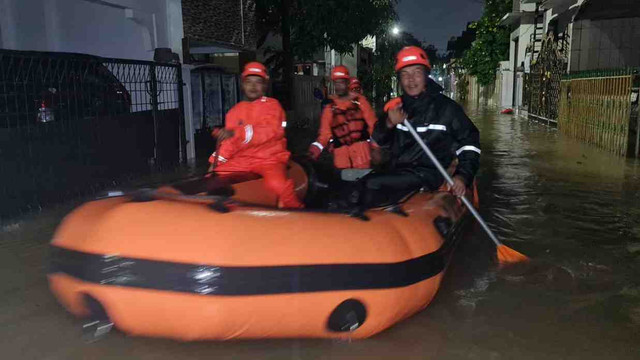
[348,77,361,90]
[331,65,350,81]
[242,62,269,79]
[395,46,431,71]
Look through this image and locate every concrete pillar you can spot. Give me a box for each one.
[182,65,196,161]
[165,0,184,61]
[0,0,17,49]
[43,0,61,51]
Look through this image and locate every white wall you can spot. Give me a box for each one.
[340,48,358,78]
[511,23,534,71]
[0,0,183,61]
[499,61,514,108]
[570,17,640,71]
[505,3,537,110]
[323,44,358,79]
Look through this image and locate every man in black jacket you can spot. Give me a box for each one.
[362,46,480,206]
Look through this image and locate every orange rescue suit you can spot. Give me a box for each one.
[313,94,378,169]
[209,97,303,208]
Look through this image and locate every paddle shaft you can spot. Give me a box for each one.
[402,120,503,247]
[212,137,222,169]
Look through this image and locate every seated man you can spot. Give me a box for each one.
[362,46,481,207]
[308,66,378,169]
[349,77,363,94]
[208,62,303,209]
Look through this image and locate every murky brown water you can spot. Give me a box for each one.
[1,104,639,359]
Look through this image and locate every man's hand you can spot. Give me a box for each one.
[448,175,467,197]
[387,106,407,128]
[370,146,383,166]
[308,144,322,161]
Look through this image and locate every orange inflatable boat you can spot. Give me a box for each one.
[48,161,476,341]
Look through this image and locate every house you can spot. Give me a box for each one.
[499,0,539,110]
[181,0,256,71]
[181,0,258,160]
[568,0,640,71]
[0,0,184,61]
[0,0,262,162]
[500,0,640,112]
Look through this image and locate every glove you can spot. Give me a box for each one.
[208,152,227,165]
[383,97,402,112]
[308,144,322,161]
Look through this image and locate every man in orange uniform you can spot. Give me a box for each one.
[348,77,362,94]
[308,66,378,169]
[208,62,303,208]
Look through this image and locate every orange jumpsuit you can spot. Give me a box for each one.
[312,93,378,169]
[209,97,303,208]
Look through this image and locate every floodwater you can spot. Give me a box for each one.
[1,104,639,359]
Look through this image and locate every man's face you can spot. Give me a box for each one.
[242,76,266,101]
[334,79,349,97]
[399,64,427,97]
[350,86,362,94]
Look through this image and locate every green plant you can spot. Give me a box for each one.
[255,0,397,107]
[461,0,511,86]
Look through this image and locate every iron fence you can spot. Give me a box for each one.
[558,68,640,157]
[526,34,567,124]
[0,49,185,218]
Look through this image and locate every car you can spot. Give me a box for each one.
[0,50,131,128]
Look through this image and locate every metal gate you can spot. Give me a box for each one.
[0,50,185,218]
[527,33,567,123]
[558,69,639,157]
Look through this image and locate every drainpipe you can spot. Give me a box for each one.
[151,13,158,49]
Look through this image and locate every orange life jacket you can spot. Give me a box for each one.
[329,99,369,147]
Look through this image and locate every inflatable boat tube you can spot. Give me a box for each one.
[48,162,475,341]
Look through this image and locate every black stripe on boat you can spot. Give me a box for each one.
[48,237,459,296]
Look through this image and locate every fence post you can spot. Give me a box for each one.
[149,62,160,163]
[176,65,187,164]
[636,109,639,158]
[634,74,640,158]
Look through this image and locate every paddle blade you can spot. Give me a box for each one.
[497,244,529,265]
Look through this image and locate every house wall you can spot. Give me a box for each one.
[510,13,536,71]
[0,0,183,61]
[322,44,359,77]
[340,45,359,78]
[181,0,256,50]
[508,21,534,109]
[570,17,640,71]
[499,60,514,108]
[504,2,539,110]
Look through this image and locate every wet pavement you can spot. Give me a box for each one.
[1,104,639,359]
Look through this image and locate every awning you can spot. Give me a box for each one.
[574,0,640,21]
[542,0,579,8]
[500,12,522,26]
[185,38,246,55]
[500,11,536,26]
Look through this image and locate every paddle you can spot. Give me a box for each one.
[402,120,529,265]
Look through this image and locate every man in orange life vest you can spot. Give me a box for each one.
[349,77,362,94]
[208,62,304,208]
[308,66,378,169]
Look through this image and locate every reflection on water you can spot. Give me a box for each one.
[1,104,639,359]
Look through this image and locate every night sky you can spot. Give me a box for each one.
[397,0,484,53]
